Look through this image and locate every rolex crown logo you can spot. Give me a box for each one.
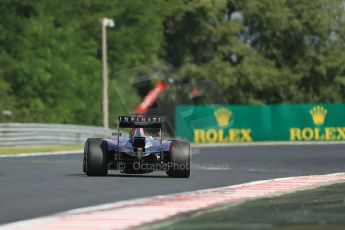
[310,105,327,126]
[214,107,232,127]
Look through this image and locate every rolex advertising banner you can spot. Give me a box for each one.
[175,104,345,143]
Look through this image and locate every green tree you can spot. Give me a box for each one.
[0,0,181,125]
[163,0,345,104]
[1,0,344,126]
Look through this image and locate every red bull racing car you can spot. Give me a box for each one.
[83,115,191,178]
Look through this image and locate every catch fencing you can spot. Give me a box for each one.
[0,123,115,146]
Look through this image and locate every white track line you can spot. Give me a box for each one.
[0,150,83,158]
[192,141,345,148]
[1,141,344,158]
[1,173,345,230]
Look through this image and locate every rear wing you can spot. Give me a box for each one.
[117,115,163,164]
[118,115,162,128]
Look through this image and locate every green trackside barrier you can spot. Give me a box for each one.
[175,104,345,143]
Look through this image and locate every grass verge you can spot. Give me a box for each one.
[147,182,345,230]
[0,145,83,155]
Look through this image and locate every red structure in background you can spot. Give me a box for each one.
[135,81,167,114]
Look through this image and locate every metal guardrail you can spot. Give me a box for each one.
[0,123,115,146]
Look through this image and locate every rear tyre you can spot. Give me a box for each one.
[84,138,108,176]
[166,140,191,178]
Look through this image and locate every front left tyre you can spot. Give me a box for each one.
[83,138,108,176]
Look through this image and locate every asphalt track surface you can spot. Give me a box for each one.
[0,144,344,225]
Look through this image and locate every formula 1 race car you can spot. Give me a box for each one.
[82,115,191,178]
